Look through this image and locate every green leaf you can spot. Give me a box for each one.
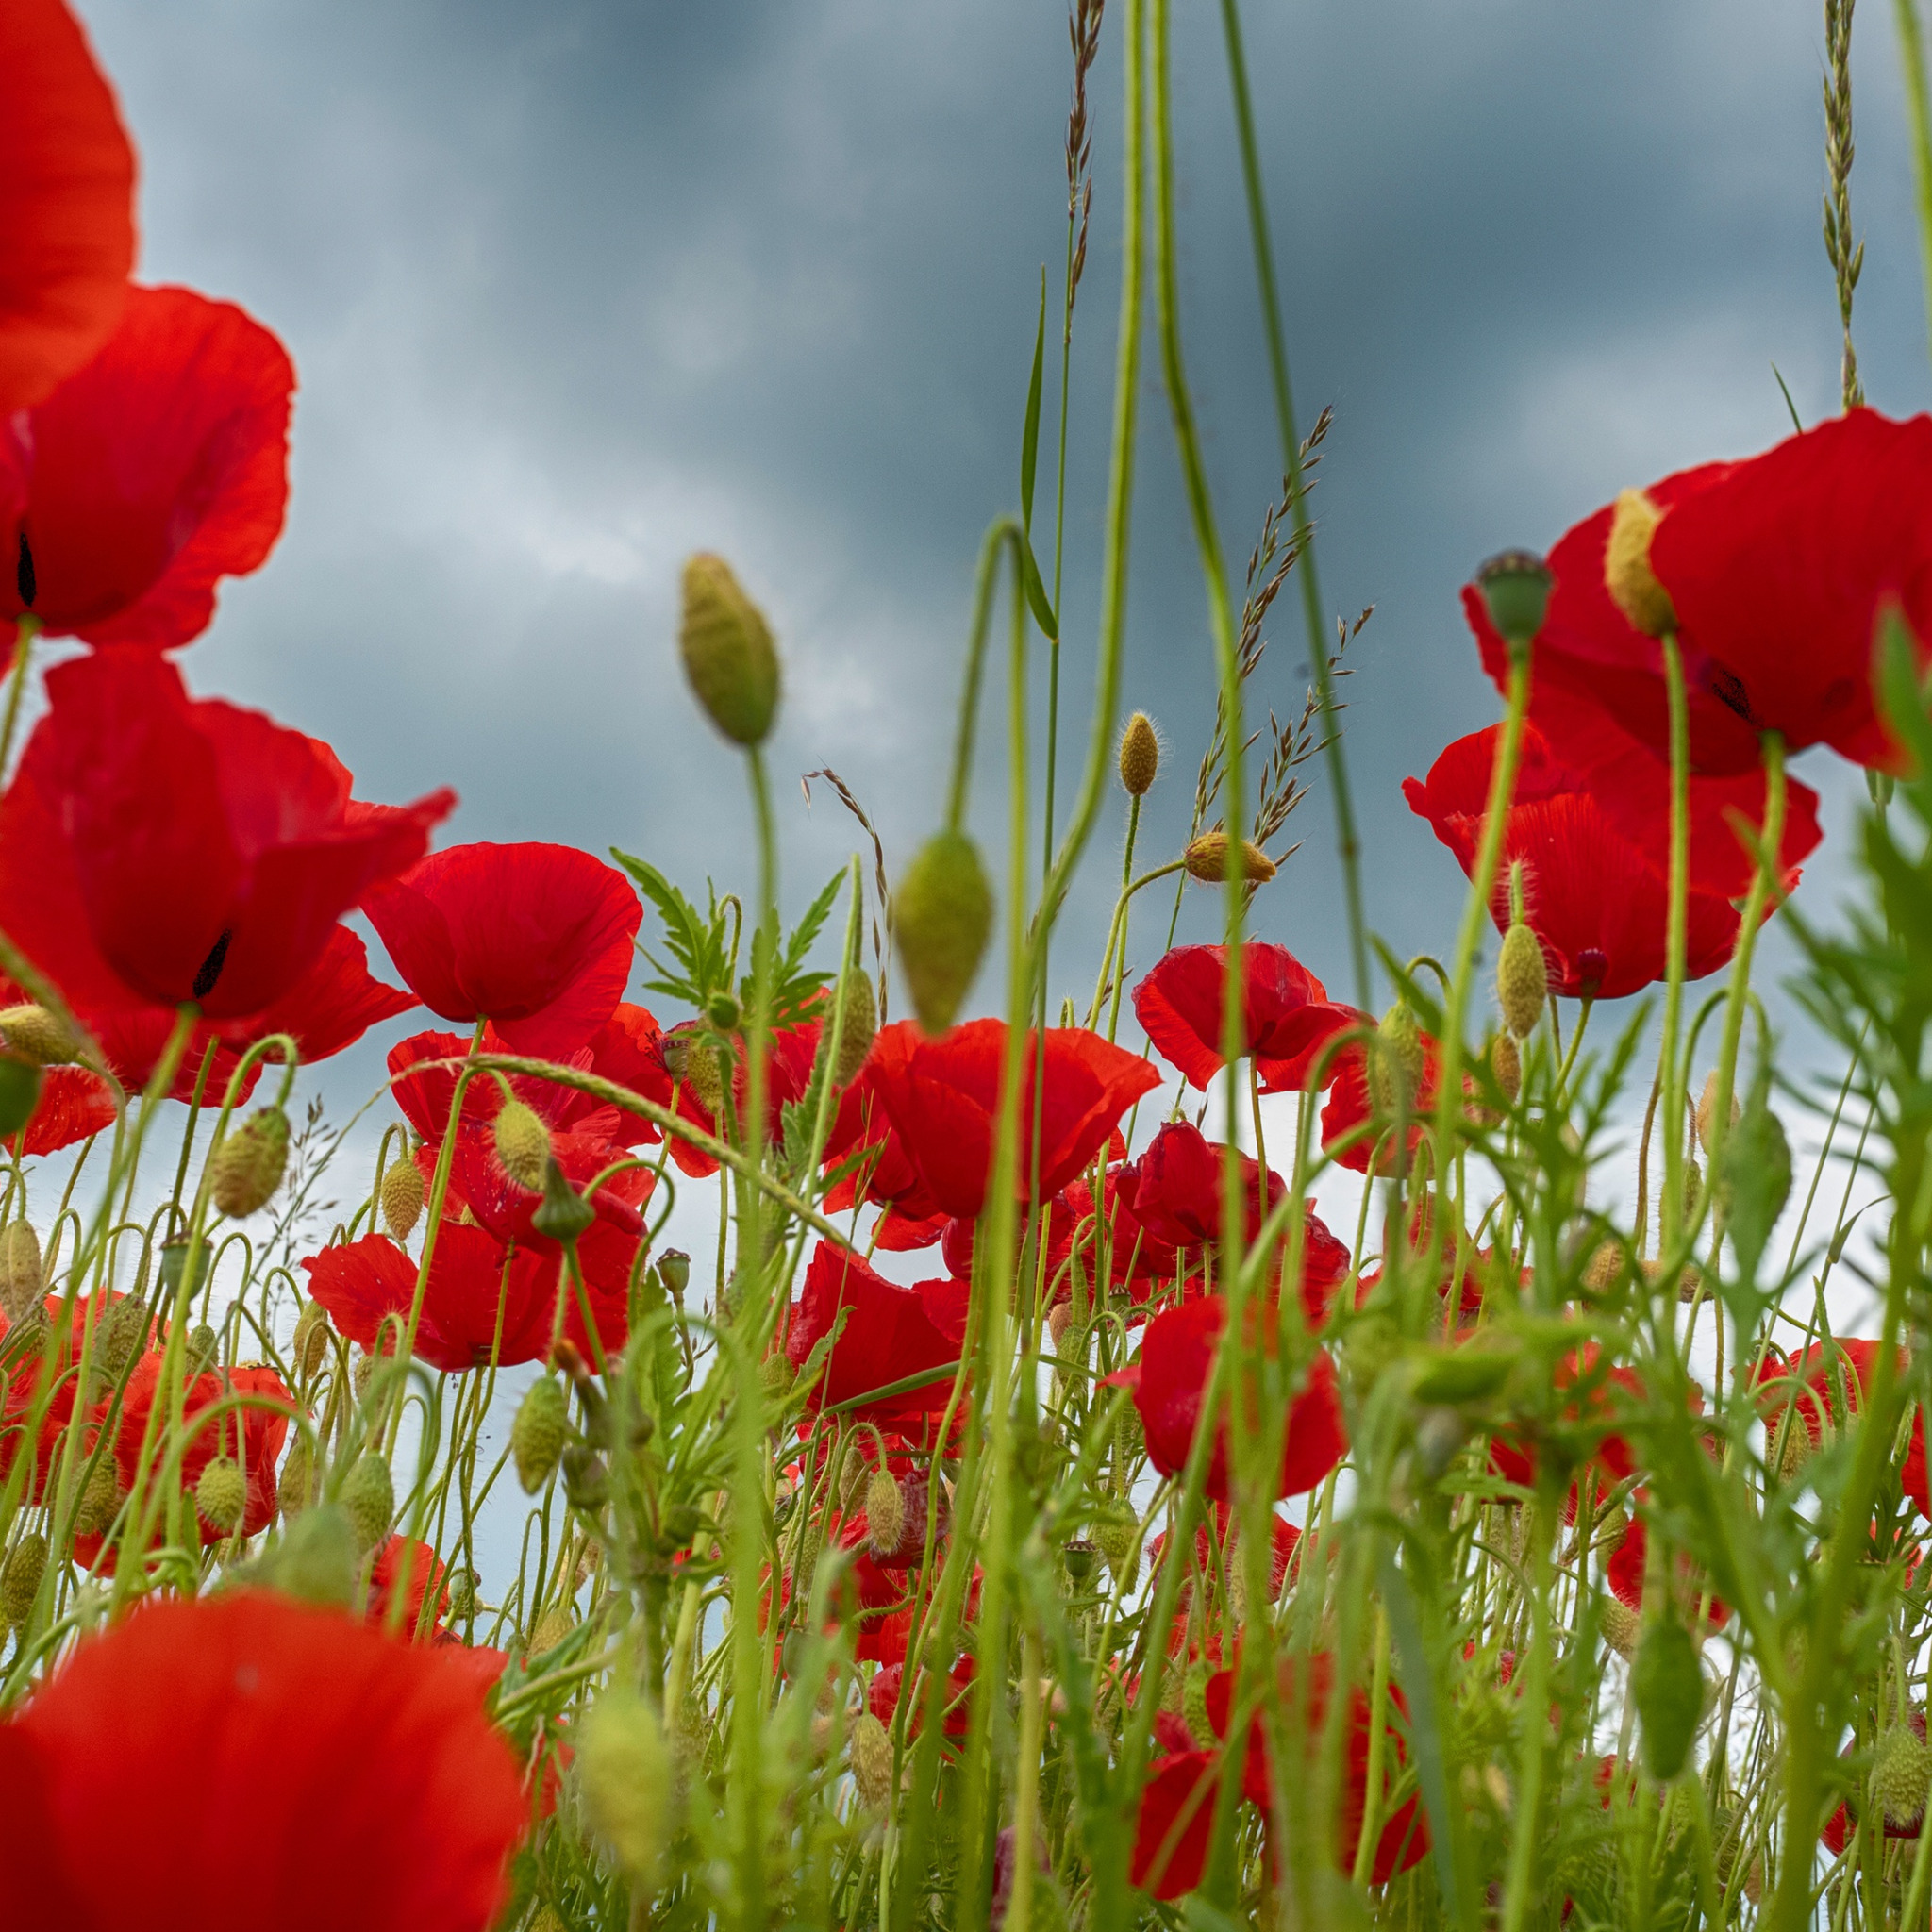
[1874,606,1932,784]
[1021,266,1046,532]
[612,849,728,1003]
[1020,530,1058,641]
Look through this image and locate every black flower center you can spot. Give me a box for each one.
[15,531,34,608]
[192,929,234,1000]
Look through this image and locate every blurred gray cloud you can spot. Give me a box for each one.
[70,0,1928,1058]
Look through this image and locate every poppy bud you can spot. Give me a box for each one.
[679,552,781,748]
[352,1350,375,1401]
[1115,1401,1145,1467]
[1604,488,1677,638]
[532,1160,597,1244]
[892,828,993,1037]
[196,1456,248,1534]
[93,1294,147,1380]
[562,1443,609,1510]
[838,1450,872,1516]
[1496,923,1547,1039]
[277,1440,316,1518]
[0,1004,82,1066]
[446,1567,479,1618]
[184,1324,219,1378]
[789,1521,824,1600]
[864,1468,905,1557]
[1694,1072,1740,1156]
[1182,1661,1215,1746]
[340,1452,394,1554]
[1583,1241,1624,1296]
[1632,1613,1703,1781]
[275,1504,357,1606]
[208,1108,291,1219]
[529,1607,575,1656]
[381,1158,425,1241]
[850,1710,896,1807]
[1874,1723,1931,1830]
[707,990,741,1033]
[661,1024,725,1114]
[0,1220,42,1326]
[1491,1031,1522,1104]
[1599,1597,1640,1659]
[1370,1003,1425,1113]
[1048,1298,1076,1349]
[1118,710,1160,796]
[1475,549,1554,647]
[1182,829,1276,885]
[817,971,877,1089]
[0,1057,41,1139]
[1,1532,47,1626]
[514,1376,570,1492]
[492,1098,550,1193]
[74,1454,122,1538]
[292,1300,331,1379]
[1091,1512,1140,1592]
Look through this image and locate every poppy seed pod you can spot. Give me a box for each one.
[1118,710,1160,796]
[892,828,993,1036]
[0,1220,42,1325]
[492,1097,550,1192]
[1497,923,1548,1039]
[1,1532,48,1626]
[1474,549,1554,647]
[513,1375,570,1493]
[195,1456,247,1534]
[679,552,781,747]
[1874,1723,1931,1830]
[380,1157,424,1241]
[93,1294,147,1381]
[1182,830,1276,885]
[0,1002,82,1066]
[532,1159,597,1244]
[208,1107,291,1219]
[1605,488,1677,638]
[340,1451,394,1554]
[292,1299,331,1378]
[864,1467,906,1558]
[580,1687,675,1879]
[850,1710,896,1807]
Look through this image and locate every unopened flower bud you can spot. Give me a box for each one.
[0,1220,42,1326]
[208,1108,291,1219]
[1118,711,1160,796]
[492,1097,550,1192]
[1371,1004,1426,1113]
[529,1607,575,1656]
[196,1456,248,1533]
[532,1160,597,1244]
[661,1024,725,1114]
[445,1567,479,1618]
[581,1687,675,1879]
[893,828,993,1036]
[1,1532,47,1625]
[1632,1615,1703,1781]
[340,1451,394,1553]
[292,1300,331,1379]
[819,971,877,1088]
[1491,1031,1522,1104]
[1695,1071,1740,1156]
[1182,830,1276,885]
[679,552,781,747]
[1875,1722,1931,1831]
[0,1004,82,1066]
[864,1468,906,1558]
[183,1323,219,1377]
[381,1158,425,1241]
[1605,488,1676,638]
[561,1443,609,1510]
[275,1504,357,1606]
[1048,1298,1076,1349]
[276,1440,316,1519]
[74,1452,121,1537]
[1497,923,1548,1039]
[1475,549,1554,647]
[513,1376,570,1492]
[1600,1597,1640,1659]
[93,1294,147,1380]
[850,1710,896,1807]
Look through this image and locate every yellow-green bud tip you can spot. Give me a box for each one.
[492,1098,551,1193]
[1497,922,1549,1039]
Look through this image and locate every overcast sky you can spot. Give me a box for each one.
[68,0,1932,1108]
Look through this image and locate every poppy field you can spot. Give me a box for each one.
[8,0,1932,1927]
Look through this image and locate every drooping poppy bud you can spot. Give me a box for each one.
[92,1294,147,1384]
[1694,1071,1740,1156]
[277,1440,315,1518]
[1604,488,1677,638]
[195,1456,247,1533]
[1,1531,47,1625]
[208,1107,291,1218]
[1491,1031,1522,1104]
[273,1503,357,1605]
[513,1376,570,1492]
[1119,710,1160,796]
[492,1097,550,1192]
[1474,549,1554,647]
[561,1443,609,1510]
[1182,830,1276,885]
[864,1468,906,1558]
[1497,924,1547,1038]
[1874,1723,1931,1831]
[0,1220,42,1325]
[850,1710,896,1807]
[580,1688,675,1880]
[183,1323,219,1377]
[381,1157,425,1241]
[679,552,781,747]
[892,829,992,1036]
[292,1300,331,1378]
[340,1451,395,1553]
[1632,1613,1702,1780]
[0,1003,81,1066]
[1370,1005,1425,1114]
[661,1024,724,1113]
[1600,1597,1639,1659]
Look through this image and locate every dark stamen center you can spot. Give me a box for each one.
[15,532,34,608]
[192,929,233,1000]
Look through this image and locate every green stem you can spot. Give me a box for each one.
[1657,634,1691,1255]
[1894,0,1932,369]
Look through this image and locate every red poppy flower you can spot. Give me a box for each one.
[1153,1503,1302,1623]
[1475,412,1932,774]
[2,287,294,648]
[868,1656,975,1740]
[1130,1749,1220,1899]
[1318,1032,1443,1176]
[0,1591,527,1931]
[865,1019,1160,1221]
[1206,1654,1430,1886]
[1606,1511,1728,1631]
[0,650,452,1019]
[1754,1338,1894,1445]
[369,1536,450,1638]
[362,842,641,1058]
[1404,722,1780,999]
[939,1190,1078,1288]
[11,1066,115,1158]
[1488,1343,1651,1496]
[0,0,135,416]
[1063,1165,1180,1291]
[1461,588,1824,900]
[0,1291,113,1501]
[821,1100,946,1244]
[786,1241,961,1427]
[1123,1295,1346,1505]
[214,925,418,1062]
[1905,1409,1931,1521]
[1133,942,1357,1093]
